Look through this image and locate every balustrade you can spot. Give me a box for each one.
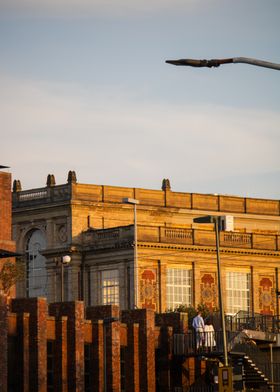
[19,190,48,201]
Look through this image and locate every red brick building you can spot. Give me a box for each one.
[0,170,16,269]
[0,169,17,392]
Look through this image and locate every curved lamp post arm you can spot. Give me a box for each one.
[166,57,280,71]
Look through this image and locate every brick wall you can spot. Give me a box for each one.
[0,171,16,296]
[0,296,207,392]
[0,172,12,241]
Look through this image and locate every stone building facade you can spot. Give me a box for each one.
[12,172,280,317]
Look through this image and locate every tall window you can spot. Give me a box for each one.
[226,272,250,314]
[166,268,192,310]
[26,229,47,297]
[101,269,119,305]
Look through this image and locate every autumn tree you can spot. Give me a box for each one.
[0,260,25,295]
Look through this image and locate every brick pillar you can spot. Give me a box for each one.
[87,305,121,392]
[91,320,104,392]
[0,295,8,392]
[156,312,188,391]
[53,316,68,392]
[156,325,173,392]
[16,312,30,392]
[125,322,140,392]
[122,309,156,392]
[0,171,16,299]
[49,301,84,392]
[11,297,48,392]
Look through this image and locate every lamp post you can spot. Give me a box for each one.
[123,198,139,308]
[193,216,228,364]
[194,215,232,391]
[166,57,280,71]
[60,255,71,302]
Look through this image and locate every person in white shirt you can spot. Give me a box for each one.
[192,311,205,349]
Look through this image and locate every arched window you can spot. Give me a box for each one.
[25,229,47,298]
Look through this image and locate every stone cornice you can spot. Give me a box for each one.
[137,241,280,257]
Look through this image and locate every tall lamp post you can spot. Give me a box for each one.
[123,198,139,309]
[167,54,279,391]
[194,216,232,391]
[60,255,71,302]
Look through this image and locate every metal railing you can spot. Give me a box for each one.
[173,330,240,356]
[226,312,280,334]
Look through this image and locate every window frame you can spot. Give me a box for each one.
[226,271,251,315]
[101,269,120,305]
[166,267,192,310]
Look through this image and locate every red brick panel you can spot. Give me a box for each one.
[125,323,140,392]
[49,302,85,392]
[92,320,104,392]
[54,316,68,392]
[156,326,173,392]
[16,312,30,392]
[122,309,156,392]
[87,305,121,392]
[0,172,12,241]
[11,297,48,392]
[0,295,8,392]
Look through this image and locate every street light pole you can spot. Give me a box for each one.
[213,217,228,367]
[60,255,71,302]
[194,216,233,390]
[193,216,228,366]
[166,57,280,71]
[123,198,140,309]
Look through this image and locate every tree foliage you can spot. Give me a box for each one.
[0,261,25,295]
[172,303,219,328]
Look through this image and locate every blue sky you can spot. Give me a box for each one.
[1,0,280,199]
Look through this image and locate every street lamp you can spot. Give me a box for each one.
[193,215,233,390]
[60,255,71,302]
[123,198,139,308]
[166,57,280,71]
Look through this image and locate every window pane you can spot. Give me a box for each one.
[226,272,250,314]
[166,268,192,310]
[101,270,119,305]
